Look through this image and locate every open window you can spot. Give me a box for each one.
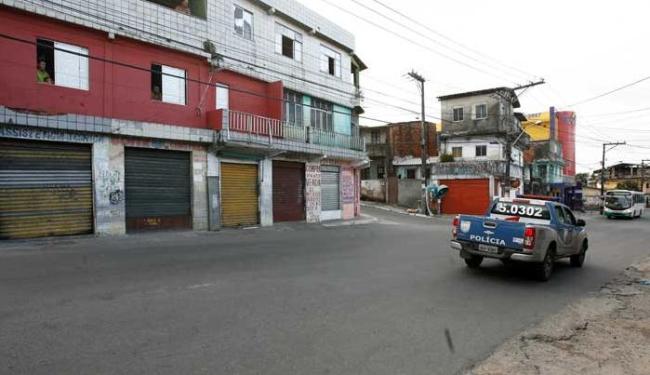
[475,145,487,157]
[233,5,253,40]
[320,45,341,77]
[36,38,89,90]
[452,147,463,158]
[276,24,302,62]
[151,64,186,105]
[145,0,206,19]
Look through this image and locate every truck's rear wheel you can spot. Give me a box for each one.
[570,242,587,267]
[464,255,483,269]
[536,247,555,282]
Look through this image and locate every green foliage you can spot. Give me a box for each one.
[440,153,455,163]
[616,180,641,191]
[575,173,589,185]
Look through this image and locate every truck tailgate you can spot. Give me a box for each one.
[456,215,525,250]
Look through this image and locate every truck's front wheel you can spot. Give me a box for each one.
[464,255,483,269]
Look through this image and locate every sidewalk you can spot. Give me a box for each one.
[361,201,454,222]
[468,256,650,375]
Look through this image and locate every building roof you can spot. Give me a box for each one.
[437,87,521,108]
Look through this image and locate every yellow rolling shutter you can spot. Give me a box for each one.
[221,163,258,227]
[0,140,93,240]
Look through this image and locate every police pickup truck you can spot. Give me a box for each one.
[450,197,588,281]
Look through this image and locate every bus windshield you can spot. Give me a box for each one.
[606,194,632,210]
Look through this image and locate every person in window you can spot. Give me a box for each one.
[36,58,53,84]
[151,85,162,101]
[174,0,191,15]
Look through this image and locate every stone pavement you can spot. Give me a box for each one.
[468,256,650,375]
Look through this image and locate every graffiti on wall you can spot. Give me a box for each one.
[341,168,355,204]
[305,163,321,222]
[98,170,123,205]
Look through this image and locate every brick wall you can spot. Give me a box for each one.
[388,121,438,158]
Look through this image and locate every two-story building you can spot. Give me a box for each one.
[0,0,367,239]
[434,87,530,215]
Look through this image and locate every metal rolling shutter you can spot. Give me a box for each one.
[0,140,93,240]
[221,163,258,227]
[125,148,191,232]
[273,161,305,222]
[321,165,340,211]
[440,179,490,215]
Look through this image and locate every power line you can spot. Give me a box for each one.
[566,74,650,107]
[366,0,541,81]
[315,0,517,84]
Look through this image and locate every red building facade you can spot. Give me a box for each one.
[556,111,576,177]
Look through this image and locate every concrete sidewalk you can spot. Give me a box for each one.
[468,256,650,375]
[360,201,454,222]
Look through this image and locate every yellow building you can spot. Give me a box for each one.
[523,112,556,141]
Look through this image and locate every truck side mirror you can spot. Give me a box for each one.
[576,219,586,227]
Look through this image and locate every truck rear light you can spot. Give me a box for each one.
[452,216,460,239]
[523,227,536,251]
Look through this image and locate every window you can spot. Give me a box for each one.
[283,90,303,126]
[562,207,577,226]
[276,24,302,62]
[145,0,206,19]
[452,147,463,158]
[406,169,416,179]
[36,39,89,90]
[377,166,385,179]
[554,206,569,225]
[371,130,380,144]
[474,104,488,119]
[216,85,229,110]
[233,5,253,40]
[475,145,487,157]
[311,98,333,132]
[452,107,464,122]
[320,45,341,77]
[151,64,186,105]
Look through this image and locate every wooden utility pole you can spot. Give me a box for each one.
[600,142,626,214]
[407,70,429,215]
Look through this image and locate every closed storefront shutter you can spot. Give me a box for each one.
[273,161,305,222]
[439,179,490,215]
[221,163,258,227]
[0,140,93,239]
[125,148,191,232]
[321,165,340,211]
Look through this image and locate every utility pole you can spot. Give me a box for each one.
[600,142,626,214]
[499,80,545,198]
[407,70,429,215]
[641,159,650,194]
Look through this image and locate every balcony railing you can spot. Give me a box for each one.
[210,109,365,151]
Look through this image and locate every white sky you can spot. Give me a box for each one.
[297,0,650,173]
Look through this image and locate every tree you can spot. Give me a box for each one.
[575,173,589,186]
[616,180,641,191]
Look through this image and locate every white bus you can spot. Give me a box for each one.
[604,190,646,219]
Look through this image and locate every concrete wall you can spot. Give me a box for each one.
[361,179,385,202]
[259,158,273,227]
[440,93,505,135]
[397,179,422,208]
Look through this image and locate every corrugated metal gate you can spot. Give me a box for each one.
[125,148,191,232]
[221,162,258,227]
[439,179,490,215]
[272,161,305,222]
[321,165,341,211]
[0,140,93,239]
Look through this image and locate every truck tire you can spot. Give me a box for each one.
[464,255,483,269]
[570,242,587,268]
[535,246,555,282]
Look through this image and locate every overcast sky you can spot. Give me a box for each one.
[297,0,650,173]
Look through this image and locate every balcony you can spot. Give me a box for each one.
[431,160,523,179]
[208,109,366,157]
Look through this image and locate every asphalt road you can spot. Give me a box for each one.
[1,207,649,375]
